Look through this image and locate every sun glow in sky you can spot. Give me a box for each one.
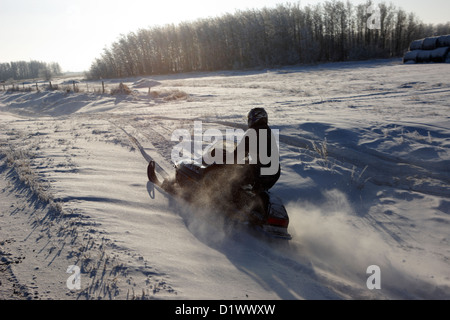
[1,0,449,72]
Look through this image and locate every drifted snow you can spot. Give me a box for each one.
[0,59,449,300]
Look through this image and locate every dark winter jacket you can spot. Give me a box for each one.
[234,122,280,190]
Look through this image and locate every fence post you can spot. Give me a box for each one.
[73,81,76,92]
[102,81,105,94]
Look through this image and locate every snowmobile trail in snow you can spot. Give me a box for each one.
[115,124,387,298]
[109,120,171,179]
[106,119,358,298]
[1,59,449,299]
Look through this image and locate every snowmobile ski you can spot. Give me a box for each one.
[147,160,162,187]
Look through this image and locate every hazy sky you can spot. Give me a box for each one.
[1,0,449,72]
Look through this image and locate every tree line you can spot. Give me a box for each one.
[0,60,62,82]
[87,1,450,79]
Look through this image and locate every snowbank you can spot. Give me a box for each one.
[132,78,161,89]
[1,59,449,300]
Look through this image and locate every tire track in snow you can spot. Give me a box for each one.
[107,117,380,299]
[201,118,450,197]
[108,120,171,179]
[287,87,450,107]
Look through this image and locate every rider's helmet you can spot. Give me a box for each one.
[247,108,268,128]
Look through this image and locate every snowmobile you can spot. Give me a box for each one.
[147,140,292,240]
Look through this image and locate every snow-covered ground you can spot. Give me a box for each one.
[0,59,449,300]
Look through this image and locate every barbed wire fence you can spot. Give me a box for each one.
[0,80,109,94]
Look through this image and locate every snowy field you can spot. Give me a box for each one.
[0,59,449,300]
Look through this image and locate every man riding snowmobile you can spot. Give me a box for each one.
[233,107,280,193]
[147,108,291,239]
[152,108,280,196]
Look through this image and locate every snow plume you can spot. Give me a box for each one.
[287,190,389,283]
[286,189,450,299]
[173,165,249,245]
[179,203,231,246]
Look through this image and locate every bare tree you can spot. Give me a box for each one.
[86,1,449,80]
